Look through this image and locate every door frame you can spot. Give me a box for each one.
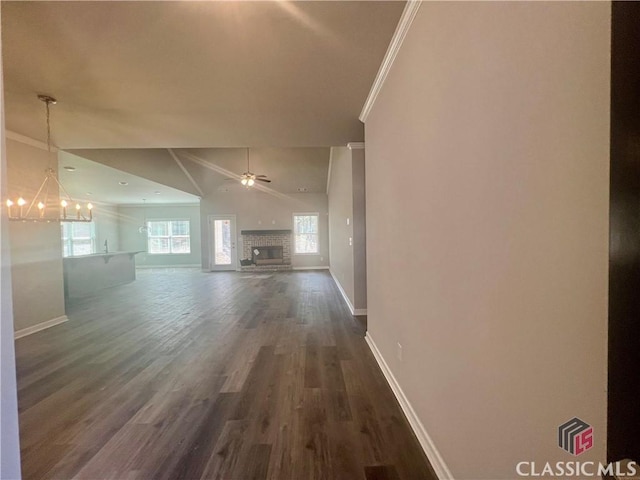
[608,2,640,462]
[208,214,238,271]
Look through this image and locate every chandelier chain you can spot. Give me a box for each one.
[45,98,53,171]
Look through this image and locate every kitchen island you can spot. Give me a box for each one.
[63,251,142,299]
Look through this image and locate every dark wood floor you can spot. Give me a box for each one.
[15,269,436,480]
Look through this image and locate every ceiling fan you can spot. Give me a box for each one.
[233,149,271,187]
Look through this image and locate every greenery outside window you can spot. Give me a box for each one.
[61,222,96,257]
[147,220,191,254]
[293,213,319,254]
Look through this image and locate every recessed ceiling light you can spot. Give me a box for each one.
[63,166,76,171]
[154,191,161,195]
[119,181,128,186]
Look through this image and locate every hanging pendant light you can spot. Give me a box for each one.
[138,199,149,234]
[5,95,94,223]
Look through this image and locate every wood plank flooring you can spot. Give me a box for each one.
[15,269,436,480]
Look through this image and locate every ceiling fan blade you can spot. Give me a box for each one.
[256,174,268,177]
[256,178,271,183]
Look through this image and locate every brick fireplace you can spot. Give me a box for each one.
[241,230,292,271]
[252,245,283,265]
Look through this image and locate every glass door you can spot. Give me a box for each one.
[208,215,237,271]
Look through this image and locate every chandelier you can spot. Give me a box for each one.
[5,95,93,223]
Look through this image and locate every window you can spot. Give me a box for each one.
[293,213,319,254]
[61,222,96,257]
[147,220,191,254]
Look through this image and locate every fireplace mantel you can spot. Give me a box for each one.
[240,229,292,235]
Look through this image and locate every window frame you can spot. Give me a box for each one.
[146,219,192,255]
[292,212,320,255]
[61,221,97,257]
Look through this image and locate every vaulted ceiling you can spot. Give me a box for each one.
[64,147,331,196]
[58,150,201,205]
[2,1,404,149]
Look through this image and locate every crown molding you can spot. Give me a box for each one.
[347,142,365,150]
[5,130,58,152]
[359,0,422,123]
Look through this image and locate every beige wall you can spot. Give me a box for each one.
[200,192,329,270]
[328,147,355,304]
[1,11,22,472]
[7,139,65,331]
[328,146,367,312]
[351,148,367,310]
[118,204,202,267]
[365,3,610,479]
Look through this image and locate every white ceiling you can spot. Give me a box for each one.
[58,151,200,205]
[2,1,404,148]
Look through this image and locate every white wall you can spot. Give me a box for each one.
[0,13,22,473]
[118,204,201,267]
[7,139,66,331]
[365,3,610,479]
[200,191,329,270]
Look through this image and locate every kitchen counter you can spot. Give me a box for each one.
[63,251,143,299]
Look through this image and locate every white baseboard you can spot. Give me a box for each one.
[365,332,453,480]
[14,315,69,339]
[329,269,357,316]
[136,264,200,269]
[329,270,367,316]
[292,266,330,271]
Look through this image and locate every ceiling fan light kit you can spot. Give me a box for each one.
[240,175,255,187]
[239,149,271,187]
